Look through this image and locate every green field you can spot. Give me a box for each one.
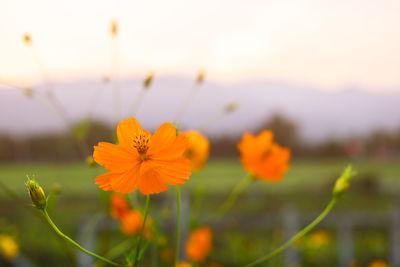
[1,158,399,196]
[0,159,399,266]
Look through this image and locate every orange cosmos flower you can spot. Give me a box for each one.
[237,130,290,181]
[120,210,154,239]
[182,131,210,171]
[120,209,143,235]
[110,193,130,220]
[93,118,192,195]
[368,260,388,267]
[185,226,213,262]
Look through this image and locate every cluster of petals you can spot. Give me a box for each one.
[93,118,192,195]
[237,130,291,181]
[185,226,213,262]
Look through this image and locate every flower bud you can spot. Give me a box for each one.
[103,75,111,84]
[171,122,180,136]
[143,73,154,89]
[333,165,356,197]
[86,156,97,168]
[197,71,205,84]
[23,88,35,98]
[224,101,238,113]
[51,183,62,195]
[23,34,31,45]
[25,176,47,210]
[110,20,118,36]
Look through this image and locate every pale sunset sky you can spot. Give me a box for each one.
[0,0,400,90]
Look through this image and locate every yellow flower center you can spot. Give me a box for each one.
[131,130,151,159]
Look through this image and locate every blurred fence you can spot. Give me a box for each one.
[210,205,400,267]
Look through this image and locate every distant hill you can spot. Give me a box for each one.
[1,76,400,142]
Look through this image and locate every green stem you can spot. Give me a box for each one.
[174,185,181,266]
[134,194,151,266]
[244,197,338,267]
[212,173,253,222]
[41,209,127,267]
[106,239,133,260]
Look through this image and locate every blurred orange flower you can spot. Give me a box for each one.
[237,130,290,181]
[120,210,143,236]
[186,226,213,262]
[120,210,154,239]
[182,130,210,171]
[306,229,331,249]
[368,260,388,267]
[110,193,130,221]
[176,262,191,267]
[93,118,192,195]
[0,234,19,260]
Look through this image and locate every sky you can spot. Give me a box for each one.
[0,0,400,90]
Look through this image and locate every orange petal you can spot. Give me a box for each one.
[147,123,177,155]
[149,134,189,160]
[153,158,191,185]
[137,169,168,195]
[95,172,113,191]
[117,118,142,149]
[93,142,139,172]
[110,164,141,194]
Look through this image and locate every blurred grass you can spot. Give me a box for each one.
[1,158,399,197]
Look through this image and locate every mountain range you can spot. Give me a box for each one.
[1,76,399,142]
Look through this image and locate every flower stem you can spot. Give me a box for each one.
[212,173,254,222]
[174,185,181,266]
[134,194,151,266]
[41,209,127,267]
[244,197,338,267]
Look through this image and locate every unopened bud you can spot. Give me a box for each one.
[25,176,46,210]
[111,20,118,36]
[333,165,356,197]
[51,183,61,195]
[171,122,180,136]
[103,75,111,84]
[143,73,154,89]
[23,34,31,45]
[23,88,34,98]
[197,71,205,84]
[224,101,238,113]
[86,156,97,168]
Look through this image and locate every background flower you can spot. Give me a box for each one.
[185,226,213,262]
[182,130,210,172]
[238,130,291,181]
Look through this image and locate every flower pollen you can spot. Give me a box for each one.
[131,130,151,159]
